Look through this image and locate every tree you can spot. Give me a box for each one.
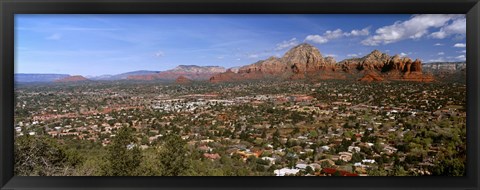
[15,135,71,176]
[305,166,314,174]
[351,152,363,163]
[431,157,465,176]
[273,129,281,148]
[392,165,408,176]
[333,170,342,176]
[261,129,267,139]
[157,134,191,176]
[104,126,142,176]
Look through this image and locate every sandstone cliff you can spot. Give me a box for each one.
[175,75,193,84]
[209,43,434,83]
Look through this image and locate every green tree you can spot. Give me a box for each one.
[14,135,75,176]
[431,158,465,176]
[104,126,142,176]
[157,134,191,176]
[305,166,314,174]
[351,152,363,163]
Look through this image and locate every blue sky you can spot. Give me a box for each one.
[15,14,466,76]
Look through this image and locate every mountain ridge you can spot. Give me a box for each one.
[210,43,435,83]
[15,43,465,83]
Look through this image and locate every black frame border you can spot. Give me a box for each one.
[1,0,479,190]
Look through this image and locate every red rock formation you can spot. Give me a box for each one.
[238,56,284,75]
[343,50,434,82]
[175,75,192,84]
[212,43,340,82]
[357,50,390,71]
[210,43,434,83]
[209,69,242,83]
[281,43,331,73]
[55,75,88,82]
[358,72,384,82]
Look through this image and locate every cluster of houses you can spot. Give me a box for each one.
[14,80,466,176]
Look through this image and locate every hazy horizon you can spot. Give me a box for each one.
[15,14,466,76]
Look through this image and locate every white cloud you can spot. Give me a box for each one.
[217,56,225,59]
[428,54,465,62]
[275,38,299,51]
[457,50,467,53]
[428,57,446,62]
[347,53,359,57]
[305,27,369,44]
[362,14,463,46]
[324,29,344,39]
[247,54,259,59]
[154,51,165,57]
[438,52,445,55]
[325,54,337,57]
[46,33,62,40]
[430,17,466,39]
[399,52,408,57]
[434,43,444,46]
[344,27,370,37]
[305,35,328,44]
[453,43,466,48]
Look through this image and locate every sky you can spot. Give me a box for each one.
[15,14,466,76]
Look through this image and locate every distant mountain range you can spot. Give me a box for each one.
[127,65,226,81]
[15,43,466,83]
[15,74,70,83]
[88,70,161,81]
[15,65,226,83]
[422,62,466,72]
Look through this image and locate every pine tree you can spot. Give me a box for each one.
[157,134,190,176]
[14,135,69,176]
[104,126,142,176]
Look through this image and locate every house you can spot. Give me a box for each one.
[348,146,361,153]
[200,139,214,143]
[274,168,300,176]
[308,163,322,170]
[295,163,308,169]
[339,152,353,162]
[362,159,376,164]
[318,159,335,166]
[198,145,213,152]
[203,153,221,160]
[261,157,276,165]
[321,145,331,151]
[384,146,398,155]
[47,131,59,137]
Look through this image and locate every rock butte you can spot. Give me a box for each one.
[175,75,193,84]
[210,43,434,83]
